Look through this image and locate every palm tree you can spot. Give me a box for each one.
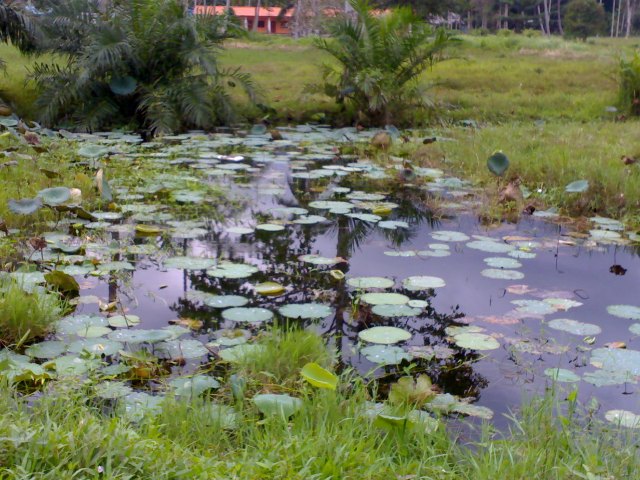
[314,0,452,126]
[31,0,255,134]
[0,1,36,70]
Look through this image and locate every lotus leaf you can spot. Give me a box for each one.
[253,393,302,418]
[222,307,273,323]
[359,326,411,344]
[361,345,411,365]
[301,362,338,390]
[278,303,333,319]
[360,292,409,305]
[402,276,446,290]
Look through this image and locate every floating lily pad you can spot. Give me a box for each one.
[607,304,640,320]
[38,187,71,205]
[95,381,133,399]
[544,368,580,382]
[206,262,259,279]
[255,223,286,232]
[225,226,254,235]
[292,215,327,225]
[512,299,557,315]
[347,276,394,289]
[605,410,640,428]
[629,324,640,335]
[98,261,135,272]
[107,329,172,344]
[345,213,382,223]
[430,231,470,242]
[361,345,411,365]
[483,257,522,269]
[453,333,500,350]
[108,315,141,328]
[372,304,422,317]
[169,375,220,397]
[548,318,601,336]
[451,403,494,420]
[120,392,163,422]
[299,254,344,265]
[26,341,67,359]
[278,303,333,319]
[253,393,302,418]
[378,220,409,230]
[481,269,525,280]
[222,307,273,323]
[487,151,509,176]
[590,348,640,376]
[8,197,42,215]
[360,292,410,305]
[402,276,446,290]
[308,201,354,211]
[68,338,123,356]
[583,369,637,387]
[466,240,514,253]
[187,291,249,309]
[164,256,216,270]
[254,282,285,295]
[219,344,264,363]
[157,339,209,359]
[359,326,411,344]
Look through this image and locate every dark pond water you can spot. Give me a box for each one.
[7,126,640,427]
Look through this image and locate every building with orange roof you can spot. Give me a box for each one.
[194,5,294,34]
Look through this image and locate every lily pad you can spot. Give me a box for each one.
[164,256,216,270]
[547,318,601,336]
[487,151,509,176]
[590,348,640,376]
[430,231,470,242]
[225,226,254,235]
[38,187,71,205]
[187,291,249,308]
[371,304,422,317]
[157,339,209,359]
[483,257,522,269]
[544,368,580,382]
[253,393,302,418]
[453,333,500,350]
[254,282,285,295]
[207,262,259,279]
[169,375,220,397]
[222,307,273,324]
[255,224,285,232]
[300,363,338,390]
[26,341,67,359]
[402,276,446,290]
[219,344,264,363]
[108,315,141,328]
[347,276,394,289]
[466,240,514,253]
[107,328,172,344]
[359,326,411,345]
[278,303,333,319]
[607,304,640,320]
[8,197,42,215]
[360,292,410,306]
[565,180,589,193]
[481,268,525,280]
[361,345,411,365]
[378,220,409,230]
[68,338,123,356]
[605,410,640,428]
[95,381,133,399]
[299,254,344,265]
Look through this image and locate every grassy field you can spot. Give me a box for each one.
[2,34,640,221]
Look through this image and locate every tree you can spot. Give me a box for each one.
[563,0,606,39]
[30,0,255,134]
[0,1,36,70]
[314,0,452,126]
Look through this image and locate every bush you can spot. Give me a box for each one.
[313,0,452,127]
[618,52,640,116]
[522,28,542,38]
[0,280,64,346]
[564,0,607,40]
[31,0,255,134]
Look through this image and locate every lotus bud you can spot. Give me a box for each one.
[69,188,82,203]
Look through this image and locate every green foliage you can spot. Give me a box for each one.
[30,0,255,134]
[618,52,640,116]
[0,2,36,71]
[314,0,452,126]
[0,280,63,346]
[564,0,607,40]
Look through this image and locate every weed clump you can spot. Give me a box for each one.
[0,280,63,346]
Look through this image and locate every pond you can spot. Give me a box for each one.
[4,125,640,427]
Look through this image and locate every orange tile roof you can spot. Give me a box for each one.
[194,5,293,18]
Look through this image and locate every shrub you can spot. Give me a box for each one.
[313,0,452,126]
[31,0,255,134]
[618,52,640,116]
[564,0,607,40]
[0,280,64,346]
[522,28,542,38]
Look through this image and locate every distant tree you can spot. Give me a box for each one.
[0,1,36,69]
[563,0,606,39]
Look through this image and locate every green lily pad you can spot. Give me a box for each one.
[605,410,640,428]
[629,324,640,335]
[56,314,107,335]
[164,256,216,270]
[607,305,640,320]
[487,151,509,176]
[481,268,525,280]
[120,392,164,422]
[76,326,112,338]
[544,368,580,382]
[225,226,254,235]
[388,375,436,406]
[430,231,470,242]
[359,326,411,345]
[207,262,259,279]
[583,369,637,387]
[107,329,172,344]
[565,180,589,193]
[360,292,410,306]
[253,393,302,418]
[483,257,522,269]
[451,403,494,419]
[299,254,344,265]
[77,145,110,158]
[108,315,141,328]
[371,304,422,317]
[255,224,285,232]
[219,344,264,363]
[590,348,640,376]
[402,276,446,290]
[8,197,42,215]
[222,307,273,323]
[308,201,354,211]
[512,299,557,315]
[301,362,338,390]
[187,291,249,308]
[37,187,71,205]
[157,339,209,359]
[548,318,601,336]
[361,345,411,365]
[453,333,500,350]
[98,261,135,272]
[466,240,515,253]
[95,381,133,399]
[345,213,382,223]
[292,215,327,225]
[169,375,220,397]
[378,220,409,230]
[68,338,123,356]
[347,276,394,289]
[278,303,333,319]
[26,341,67,359]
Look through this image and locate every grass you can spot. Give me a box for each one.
[0,329,638,479]
[0,279,64,346]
